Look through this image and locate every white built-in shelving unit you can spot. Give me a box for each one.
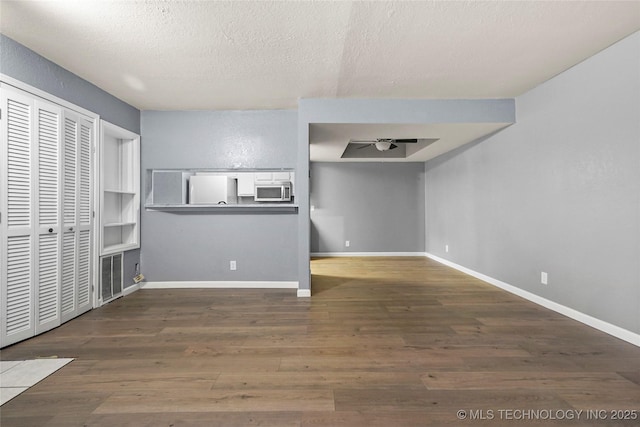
[100,121,140,255]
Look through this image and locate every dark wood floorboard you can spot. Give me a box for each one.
[1,256,639,426]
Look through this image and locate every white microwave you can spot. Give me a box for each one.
[254,181,292,202]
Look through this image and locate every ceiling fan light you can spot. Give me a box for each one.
[374,141,392,151]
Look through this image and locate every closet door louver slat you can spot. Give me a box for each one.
[37,109,59,227]
[60,232,76,316]
[63,118,77,228]
[6,236,32,336]
[6,99,32,230]
[77,230,91,308]
[79,123,91,225]
[37,234,58,326]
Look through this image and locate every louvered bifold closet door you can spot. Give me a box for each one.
[60,110,93,323]
[1,83,95,348]
[1,86,36,347]
[34,101,62,334]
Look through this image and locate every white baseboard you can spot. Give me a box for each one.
[122,283,141,296]
[311,252,426,257]
[297,289,311,298]
[141,281,299,290]
[424,252,640,348]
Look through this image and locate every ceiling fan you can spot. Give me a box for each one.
[350,138,418,151]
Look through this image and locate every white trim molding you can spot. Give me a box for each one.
[425,253,640,348]
[297,289,311,298]
[311,252,426,257]
[122,283,141,296]
[141,281,299,290]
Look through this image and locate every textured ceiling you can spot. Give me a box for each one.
[1,1,638,162]
[1,0,639,111]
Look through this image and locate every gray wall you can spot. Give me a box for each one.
[425,32,640,334]
[141,110,298,282]
[1,34,142,288]
[0,34,140,134]
[310,162,425,253]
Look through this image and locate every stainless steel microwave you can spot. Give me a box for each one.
[254,181,292,202]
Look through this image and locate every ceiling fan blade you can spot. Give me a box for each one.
[389,143,398,150]
[393,139,418,143]
[357,143,373,149]
[350,139,377,143]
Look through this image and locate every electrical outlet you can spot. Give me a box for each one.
[541,272,548,285]
[135,263,140,274]
[230,260,237,271]
[445,245,449,253]
[345,240,350,247]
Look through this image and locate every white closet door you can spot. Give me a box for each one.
[34,101,62,334]
[0,86,36,347]
[60,111,93,323]
[1,83,95,348]
[76,117,93,315]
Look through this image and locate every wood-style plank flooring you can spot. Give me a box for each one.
[1,256,639,426]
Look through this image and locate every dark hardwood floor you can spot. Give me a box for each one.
[1,256,639,426]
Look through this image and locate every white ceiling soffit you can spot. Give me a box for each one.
[1,1,639,111]
[309,123,511,162]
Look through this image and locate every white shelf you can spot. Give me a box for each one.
[104,222,137,228]
[102,242,137,254]
[146,203,298,213]
[104,188,137,195]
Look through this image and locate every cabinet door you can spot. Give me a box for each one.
[254,172,273,181]
[0,86,36,347]
[60,111,93,323]
[236,173,255,196]
[272,171,290,181]
[34,101,62,334]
